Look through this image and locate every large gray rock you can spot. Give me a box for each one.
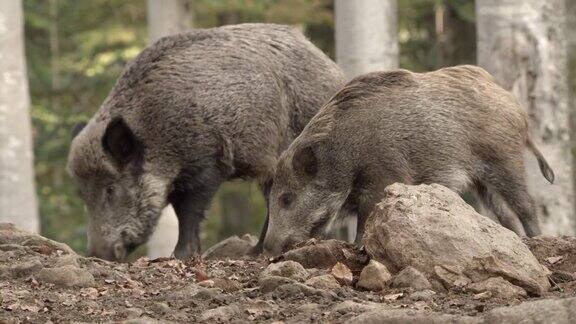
[201,234,256,260]
[484,297,576,323]
[348,309,480,324]
[363,183,550,296]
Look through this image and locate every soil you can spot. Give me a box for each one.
[1,234,576,323]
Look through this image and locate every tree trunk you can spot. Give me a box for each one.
[334,0,398,241]
[567,0,576,202]
[477,0,575,235]
[146,0,192,43]
[0,0,39,233]
[335,0,398,78]
[146,0,191,258]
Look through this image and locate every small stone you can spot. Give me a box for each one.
[357,260,392,291]
[273,282,336,299]
[198,279,215,288]
[259,275,295,293]
[36,265,95,287]
[202,235,256,260]
[212,278,242,292]
[122,307,144,318]
[305,274,340,290]
[261,261,308,282]
[408,289,436,301]
[391,266,432,291]
[331,262,353,286]
[466,277,527,299]
[149,302,170,315]
[473,291,493,300]
[199,304,241,322]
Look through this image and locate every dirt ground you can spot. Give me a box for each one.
[1,228,576,323]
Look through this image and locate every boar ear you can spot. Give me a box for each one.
[71,122,87,140]
[292,146,318,178]
[102,117,142,169]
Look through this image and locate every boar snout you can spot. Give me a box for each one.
[263,236,297,256]
[87,231,137,261]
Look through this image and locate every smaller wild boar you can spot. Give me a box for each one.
[263,65,554,255]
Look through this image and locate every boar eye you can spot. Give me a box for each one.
[279,193,294,209]
[105,185,115,197]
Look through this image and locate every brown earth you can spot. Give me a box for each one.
[1,222,576,323]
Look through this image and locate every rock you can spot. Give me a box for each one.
[273,282,336,299]
[363,183,550,296]
[120,316,170,324]
[212,278,242,292]
[201,234,256,260]
[357,260,392,291]
[261,261,308,282]
[0,223,75,255]
[149,302,170,315]
[279,239,368,271]
[198,279,215,288]
[0,258,43,279]
[408,289,436,301]
[348,309,480,324]
[331,262,353,286]
[466,277,527,299]
[54,254,80,268]
[259,275,296,293]
[36,265,95,287]
[199,304,241,322]
[245,300,278,320]
[391,266,432,291]
[485,297,576,323]
[331,301,380,314]
[305,274,340,290]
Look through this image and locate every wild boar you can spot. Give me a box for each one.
[67,23,345,261]
[263,65,554,255]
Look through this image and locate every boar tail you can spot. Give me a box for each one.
[526,136,555,184]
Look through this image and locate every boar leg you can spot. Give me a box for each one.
[485,161,541,237]
[170,181,221,259]
[473,181,526,236]
[249,179,273,255]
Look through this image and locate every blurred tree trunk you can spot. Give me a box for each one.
[477,0,575,235]
[146,0,191,258]
[568,0,576,201]
[334,0,398,241]
[0,0,39,233]
[335,0,398,78]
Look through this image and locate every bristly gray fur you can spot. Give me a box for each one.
[68,23,346,260]
[264,65,553,254]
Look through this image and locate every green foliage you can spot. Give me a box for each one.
[25,0,475,254]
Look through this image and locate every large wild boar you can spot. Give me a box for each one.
[67,24,345,261]
[263,65,554,255]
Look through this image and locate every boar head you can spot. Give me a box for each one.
[264,143,350,255]
[68,117,167,261]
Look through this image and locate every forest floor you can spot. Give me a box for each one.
[1,222,576,323]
